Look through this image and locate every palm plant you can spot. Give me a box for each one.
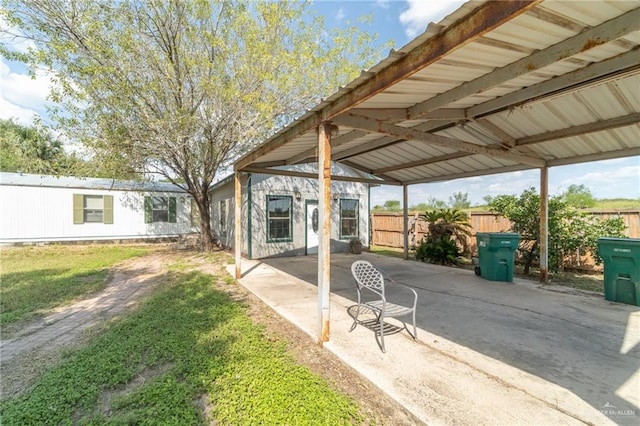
[419,208,472,255]
[415,208,472,265]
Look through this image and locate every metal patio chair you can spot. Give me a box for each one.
[349,260,418,352]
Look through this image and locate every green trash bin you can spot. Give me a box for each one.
[476,233,520,282]
[597,238,640,306]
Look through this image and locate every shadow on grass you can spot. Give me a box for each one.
[0,268,362,425]
[0,268,110,326]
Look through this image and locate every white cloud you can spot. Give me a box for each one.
[0,96,37,125]
[399,0,466,38]
[335,8,346,21]
[0,57,56,126]
[375,0,391,9]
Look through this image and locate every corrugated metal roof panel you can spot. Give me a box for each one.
[234,0,640,187]
[0,172,186,192]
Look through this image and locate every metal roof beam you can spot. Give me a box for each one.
[408,7,640,119]
[334,113,546,167]
[332,135,397,161]
[517,113,640,146]
[404,164,533,185]
[286,130,368,165]
[347,108,466,121]
[468,48,640,118]
[474,118,516,148]
[240,165,400,186]
[321,0,539,120]
[235,113,321,170]
[547,147,640,167]
[373,152,469,174]
[338,160,402,185]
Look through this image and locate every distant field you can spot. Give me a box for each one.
[373,198,640,213]
[591,199,640,210]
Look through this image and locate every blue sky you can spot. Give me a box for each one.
[1,0,638,205]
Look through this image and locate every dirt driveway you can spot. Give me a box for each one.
[0,250,417,424]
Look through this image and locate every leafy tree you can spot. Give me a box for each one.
[486,187,626,275]
[383,200,401,211]
[426,196,447,209]
[1,0,384,250]
[448,191,471,209]
[0,118,82,175]
[561,184,596,209]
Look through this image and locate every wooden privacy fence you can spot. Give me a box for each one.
[371,210,640,269]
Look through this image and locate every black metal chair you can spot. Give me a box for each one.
[349,260,418,352]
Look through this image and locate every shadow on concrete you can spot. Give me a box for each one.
[261,252,640,425]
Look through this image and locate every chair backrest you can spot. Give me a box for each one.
[351,260,384,292]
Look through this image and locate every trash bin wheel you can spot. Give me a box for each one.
[474,266,481,276]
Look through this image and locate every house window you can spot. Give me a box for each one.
[144,196,177,223]
[340,199,359,239]
[73,194,113,224]
[84,195,104,223]
[267,195,292,242]
[219,200,226,233]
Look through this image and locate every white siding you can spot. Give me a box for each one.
[0,185,197,243]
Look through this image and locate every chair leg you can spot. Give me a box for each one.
[379,314,386,353]
[349,305,361,332]
[412,310,417,340]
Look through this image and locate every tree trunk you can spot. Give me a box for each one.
[523,242,537,275]
[194,190,216,252]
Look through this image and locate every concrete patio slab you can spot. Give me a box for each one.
[228,252,639,425]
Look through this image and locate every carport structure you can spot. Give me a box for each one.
[233,0,640,344]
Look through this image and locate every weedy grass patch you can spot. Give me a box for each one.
[0,245,151,326]
[0,254,363,425]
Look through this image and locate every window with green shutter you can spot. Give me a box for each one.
[73,194,84,224]
[144,196,176,223]
[73,194,113,224]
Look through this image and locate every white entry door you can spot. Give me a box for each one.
[306,201,319,255]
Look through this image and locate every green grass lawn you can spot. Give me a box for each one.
[0,248,365,424]
[0,245,151,326]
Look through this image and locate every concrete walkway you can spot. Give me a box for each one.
[229,252,640,426]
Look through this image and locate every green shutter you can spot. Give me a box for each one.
[103,195,114,224]
[169,197,177,223]
[73,194,84,224]
[144,196,152,223]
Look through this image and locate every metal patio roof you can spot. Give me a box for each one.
[234,0,640,186]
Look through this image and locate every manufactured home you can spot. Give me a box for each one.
[209,163,372,259]
[0,172,198,244]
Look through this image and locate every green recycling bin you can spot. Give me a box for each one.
[476,233,520,282]
[597,238,640,306]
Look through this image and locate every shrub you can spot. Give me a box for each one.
[415,235,461,265]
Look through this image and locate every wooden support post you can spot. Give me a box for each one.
[403,184,409,260]
[234,171,242,279]
[318,121,332,345]
[540,167,549,283]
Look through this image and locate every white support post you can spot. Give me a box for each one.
[403,184,409,260]
[234,171,242,279]
[540,167,549,283]
[318,121,332,344]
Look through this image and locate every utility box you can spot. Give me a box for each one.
[476,233,520,282]
[597,238,640,306]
